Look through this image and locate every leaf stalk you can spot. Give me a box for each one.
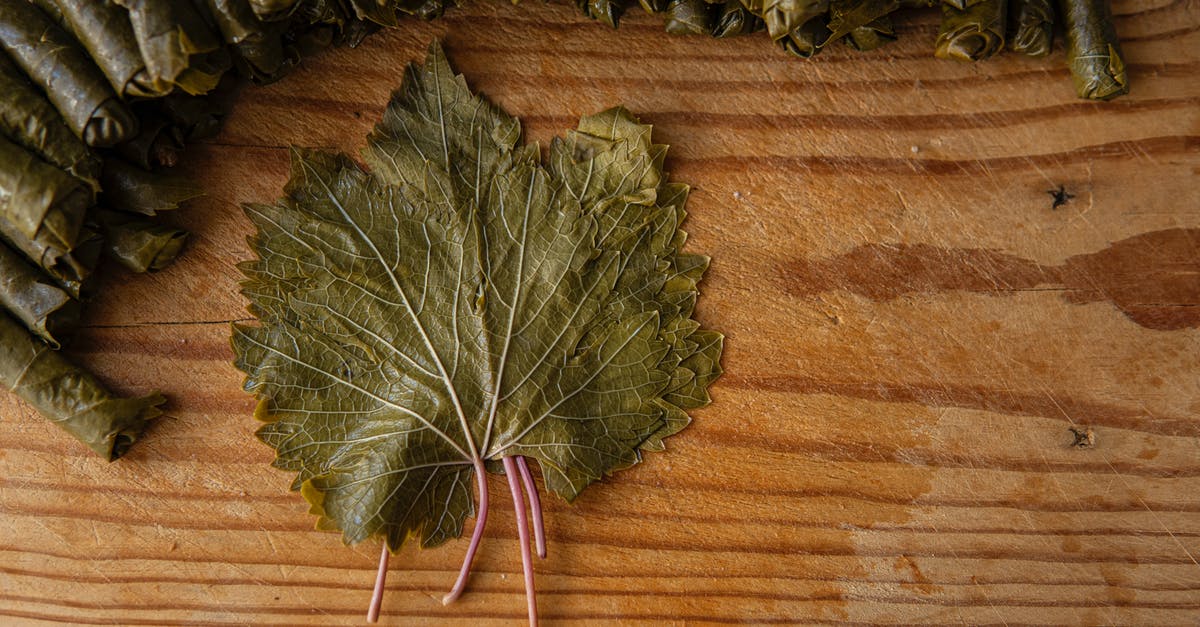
[504,456,539,626]
[367,542,390,623]
[515,456,547,558]
[443,458,490,605]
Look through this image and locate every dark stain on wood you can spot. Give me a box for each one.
[780,228,1200,331]
[1061,229,1200,331]
[895,555,940,595]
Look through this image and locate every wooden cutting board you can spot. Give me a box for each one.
[2,1,1198,624]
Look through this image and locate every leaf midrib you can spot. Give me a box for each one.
[480,167,536,456]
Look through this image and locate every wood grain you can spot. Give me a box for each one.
[2,1,1199,624]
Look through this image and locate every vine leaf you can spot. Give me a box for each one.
[231,42,722,622]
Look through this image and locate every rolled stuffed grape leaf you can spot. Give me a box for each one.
[0,0,138,146]
[941,0,990,8]
[824,0,900,44]
[0,53,101,191]
[781,16,831,57]
[1058,0,1127,100]
[232,43,722,620]
[0,135,91,252]
[96,209,189,273]
[1009,0,1054,56]
[115,0,232,95]
[935,0,1007,62]
[159,92,229,142]
[0,218,100,301]
[844,14,896,50]
[744,0,827,43]
[0,311,164,459]
[290,0,379,48]
[203,0,296,83]
[0,241,79,348]
[112,106,186,170]
[574,0,631,28]
[100,158,204,216]
[34,0,166,98]
[664,0,716,34]
[713,1,764,37]
[246,0,301,19]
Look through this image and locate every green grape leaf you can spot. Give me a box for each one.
[231,43,722,572]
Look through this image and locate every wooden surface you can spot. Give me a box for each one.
[2,1,1199,624]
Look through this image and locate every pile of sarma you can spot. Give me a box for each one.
[0,1,213,459]
[0,0,391,458]
[602,0,1128,100]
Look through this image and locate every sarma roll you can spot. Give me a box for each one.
[114,0,232,96]
[576,0,629,28]
[0,311,164,460]
[112,107,185,170]
[291,0,378,43]
[845,15,897,50]
[1058,0,1127,99]
[160,92,228,142]
[0,218,101,300]
[100,158,204,216]
[713,0,764,37]
[203,0,295,83]
[748,0,828,43]
[664,0,716,34]
[0,241,79,348]
[96,209,189,273]
[935,0,1007,62]
[825,0,901,44]
[1009,0,1054,56]
[0,1,138,147]
[246,0,302,20]
[779,17,831,57]
[941,0,990,8]
[0,135,91,251]
[34,0,166,98]
[0,53,101,191]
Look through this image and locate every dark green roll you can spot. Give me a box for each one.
[825,0,901,44]
[0,311,164,460]
[0,54,101,191]
[0,216,98,301]
[575,0,630,28]
[1009,0,1054,56]
[1058,0,1127,99]
[100,158,204,217]
[779,16,831,58]
[664,0,717,35]
[0,135,91,252]
[160,93,228,142]
[96,209,189,273]
[203,0,295,83]
[935,0,1007,62]
[246,0,301,19]
[115,0,232,95]
[112,106,185,170]
[0,0,138,146]
[34,0,166,98]
[746,0,828,44]
[0,241,79,348]
[713,0,764,37]
[845,15,897,51]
